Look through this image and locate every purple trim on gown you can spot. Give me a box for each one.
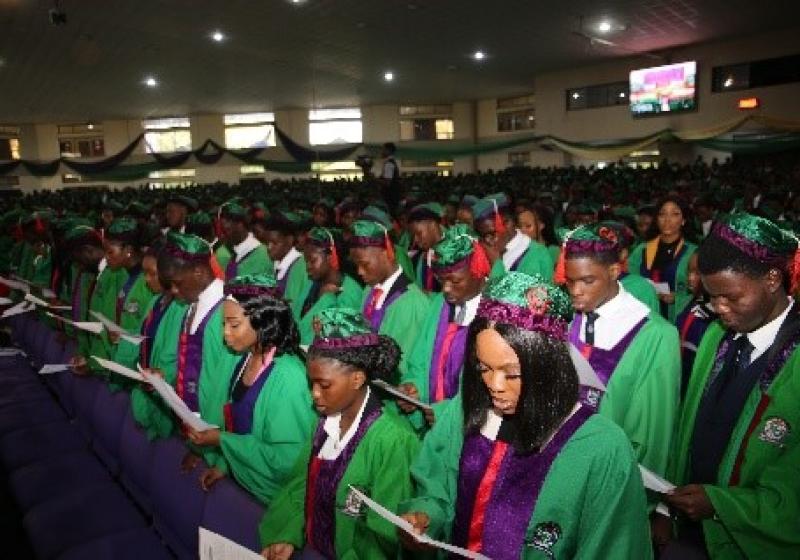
[181,298,223,412]
[277,257,300,295]
[568,316,648,410]
[452,406,593,559]
[362,285,407,332]
[227,358,275,434]
[305,405,382,560]
[139,295,169,368]
[427,302,468,401]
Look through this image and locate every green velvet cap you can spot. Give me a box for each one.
[310,307,381,349]
[360,205,393,229]
[711,212,798,266]
[432,224,478,270]
[472,193,509,222]
[408,202,444,223]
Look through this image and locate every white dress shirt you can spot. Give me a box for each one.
[454,293,481,326]
[275,246,301,281]
[502,230,531,271]
[373,266,404,310]
[737,297,793,363]
[233,232,261,263]
[189,278,224,334]
[575,284,650,350]
[318,387,372,460]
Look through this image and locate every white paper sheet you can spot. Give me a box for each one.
[0,347,25,356]
[1,301,35,318]
[46,312,104,334]
[23,293,72,311]
[89,310,146,345]
[198,528,263,560]
[91,355,146,381]
[371,380,433,412]
[639,464,676,494]
[347,486,490,560]
[649,280,671,296]
[39,364,71,374]
[141,369,218,432]
[0,276,30,292]
[41,287,56,299]
[0,296,12,305]
[568,343,607,391]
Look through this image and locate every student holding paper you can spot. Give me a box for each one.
[61,223,104,341]
[292,227,362,346]
[400,273,651,560]
[186,274,315,504]
[259,308,420,560]
[628,196,697,322]
[560,223,681,484]
[159,232,240,471]
[657,214,800,559]
[399,224,490,430]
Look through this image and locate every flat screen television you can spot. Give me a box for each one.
[629,61,697,116]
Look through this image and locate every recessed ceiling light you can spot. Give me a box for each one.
[473,50,485,61]
[597,20,612,33]
[144,76,158,87]
[211,30,225,42]
[384,71,394,82]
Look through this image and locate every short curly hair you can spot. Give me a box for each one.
[235,292,300,356]
[307,336,400,383]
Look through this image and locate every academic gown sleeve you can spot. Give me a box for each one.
[283,257,309,307]
[621,274,660,316]
[112,275,156,369]
[517,240,554,281]
[87,268,128,374]
[379,286,431,381]
[219,354,316,505]
[399,396,464,541]
[599,315,681,479]
[237,245,272,277]
[195,307,241,471]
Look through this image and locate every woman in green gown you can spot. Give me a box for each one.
[259,307,420,560]
[186,273,316,505]
[400,272,652,560]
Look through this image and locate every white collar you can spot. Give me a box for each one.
[740,297,794,362]
[233,232,261,262]
[374,266,403,309]
[190,278,224,334]
[575,284,650,350]
[502,230,531,270]
[480,403,582,449]
[318,387,372,461]
[455,292,482,326]
[275,246,301,280]
[97,257,107,273]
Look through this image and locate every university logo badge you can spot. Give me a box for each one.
[340,486,367,518]
[585,388,602,409]
[758,417,790,447]
[527,521,561,559]
[125,301,139,314]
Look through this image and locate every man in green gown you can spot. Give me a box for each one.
[658,213,800,560]
[219,202,272,280]
[406,202,446,293]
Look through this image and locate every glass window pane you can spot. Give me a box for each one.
[225,125,276,149]
[142,117,191,130]
[309,120,362,145]
[309,108,361,121]
[224,112,275,125]
[435,119,454,140]
[145,130,192,153]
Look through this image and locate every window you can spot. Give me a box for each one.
[508,151,531,166]
[57,123,105,158]
[712,54,800,92]
[311,160,363,181]
[240,165,266,176]
[224,113,276,149]
[148,168,196,188]
[143,117,192,153]
[566,82,629,110]
[399,118,454,140]
[308,108,362,145]
[0,126,21,160]
[399,104,452,116]
[497,95,536,132]
[62,173,83,184]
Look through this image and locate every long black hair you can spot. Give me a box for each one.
[235,292,300,356]
[462,318,578,454]
[646,194,697,242]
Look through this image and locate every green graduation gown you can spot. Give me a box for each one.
[360,279,430,381]
[224,243,272,280]
[259,404,420,558]
[291,274,363,346]
[668,321,800,559]
[130,299,187,440]
[282,255,310,307]
[112,275,156,370]
[401,397,652,559]
[82,266,128,375]
[215,245,232,271]
[219,353,316,505]
[621,272,660,316]
[489,239,554,282]
[628,240,696,323]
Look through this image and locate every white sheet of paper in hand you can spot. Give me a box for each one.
[198,527,262,560]
[91,356,146,381]
[2,301,34,318]
[89,311,145,345]
[650,280,671,295]
[0,276,29,292]
[24,293,50,307]
[142,370,217,432]
[639,464,676,494]
[371,380,433,411]
[46,312,104,334]
[347,486,490,560]
[0,296,12,305]
[39,364,71,375]
[0,347,25,356]
[568,344,606,391]
[41,287,56,299]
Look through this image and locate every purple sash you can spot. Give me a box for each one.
[569,316,647,409]
[179,298,223,412]
[362,286,406,333]
[277,257,300,296]
[452,406,593,559]
[305,407,382,559]
[427,302,469,402]
[71,271,87,322]
[139,296,170,368]
[227,358,275,434]
[225,247,259,280]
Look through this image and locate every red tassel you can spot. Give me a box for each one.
[384,232,395,261]
[553,247,567,285]
[470,240,491,278]
[213,217,224,240]
[34,216,45,234]
[493,201,506,236]
[209,254,225,280]
[790,248,800,296]
[327,233,340,271]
